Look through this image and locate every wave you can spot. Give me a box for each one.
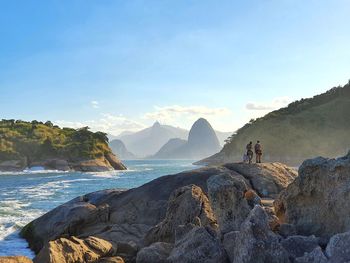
[0,169,70,176]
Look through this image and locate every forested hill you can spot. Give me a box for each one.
[198,81,350,166]
[0,120,126,171]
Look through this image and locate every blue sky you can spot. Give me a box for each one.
[0,0,349,134]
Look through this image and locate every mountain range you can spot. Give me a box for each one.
[109,121,231,158]
[150,118,221,159]
[198,81,350,166]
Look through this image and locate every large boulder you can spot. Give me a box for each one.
[224,162,297,198]
[34,236,115,263]
[294,247,328,263]
[21,166,234,253]
[144,185,217,244]
[281,235,320,260]
[168,226,227,263]
[136,242,173,263]
[21,189,125,253]
[274,152,350,238]
[207,173,251,235]
[325,231,350,263]
[223,206,290,263]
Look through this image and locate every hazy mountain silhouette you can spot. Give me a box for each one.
[109,139,136,160]
[150,118,222,160]
[117,121,188,157]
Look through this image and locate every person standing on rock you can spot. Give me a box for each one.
[246,141,253,164]
[255,140,262,163]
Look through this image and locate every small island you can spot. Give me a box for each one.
[0,119,126,172]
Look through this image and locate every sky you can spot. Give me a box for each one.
[0,0,350,135]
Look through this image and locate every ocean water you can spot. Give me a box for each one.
[0,160,197,258]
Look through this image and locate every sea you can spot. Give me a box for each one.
[0,160,197,258]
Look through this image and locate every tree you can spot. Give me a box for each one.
[45,121,54,127]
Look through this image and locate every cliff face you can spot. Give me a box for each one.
[199,81,350,166]
[0,120,126,171]
[150,118,222,160]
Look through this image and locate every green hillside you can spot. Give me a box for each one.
[0,120,122,169]
[201,81,350,165]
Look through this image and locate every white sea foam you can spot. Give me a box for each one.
[0,169,70,176]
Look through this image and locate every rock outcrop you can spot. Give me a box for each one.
[325,231,350,263]
[21,161,303,262]
[168,226,227,263]
[0,119,127,172]
[223,206,290,263]
[0,155,126,172]
[144,185,217,245]
[294,247,328,263]
[0,159,27,171]
[21,166,233,255]
[274,152,350,238]
[0,257,33,263]
[224,162,297,198]
[207,173,250,235]
[281,235,320,259]
[34,236,115,263]
[136,242,173,263]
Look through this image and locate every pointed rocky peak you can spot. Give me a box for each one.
[152,121,161,129]
[188,118,220,149]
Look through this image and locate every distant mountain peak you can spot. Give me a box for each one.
[188,118,220,147]
[152,121,161,128]
[150,118,222,160]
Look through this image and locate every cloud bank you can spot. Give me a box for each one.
[144,105,231,123]
[246,97,292,111]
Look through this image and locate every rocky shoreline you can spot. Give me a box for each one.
[2,152,350,262]
[0,153,126,172]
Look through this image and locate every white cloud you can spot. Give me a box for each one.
[144,105,231,123]
[246,97,292,111]
[55,113,146,135]
[91,100,99,109]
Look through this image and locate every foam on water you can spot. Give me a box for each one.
[0,160,196,257]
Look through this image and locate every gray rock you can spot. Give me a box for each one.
[281,235,319,259]
[224,162,297,198]
[168,226,227,263]
[207,173,251,235]
[224,205,290,263]
[136,242,173,263]
[295,247,328,263]
[278,224,297,238]
[326,231,350,263]
[144,185,217,244]
[21,166,232,253]
[275,152,350,238]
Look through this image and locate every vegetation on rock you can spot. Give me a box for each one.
[0,119,113,163]
[207,81,350,165]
